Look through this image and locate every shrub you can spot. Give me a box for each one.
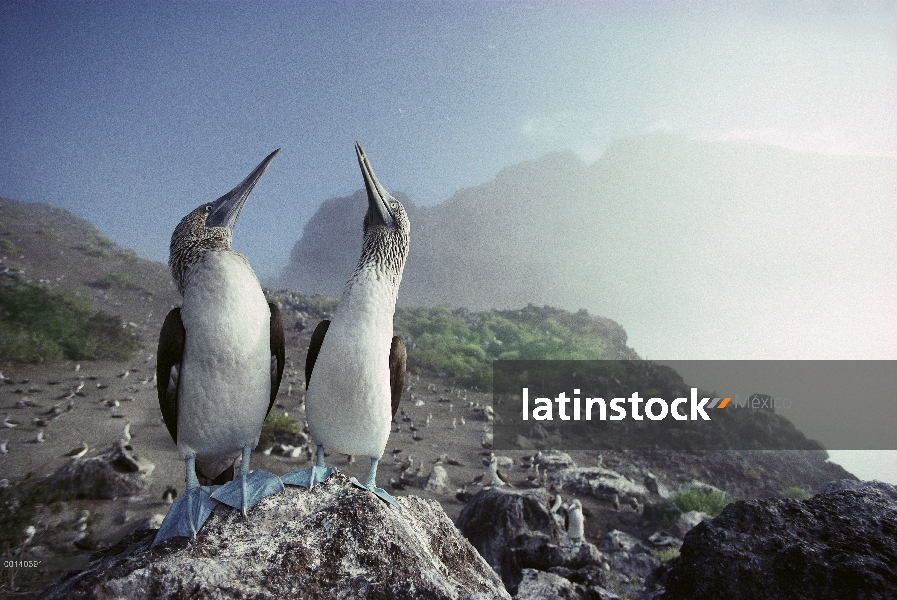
[651,547,681,562]
[0,280,140,363]
[94,273,152,294]
[259,411,303,448]
[670,485,733,517]
[780,486,813,500]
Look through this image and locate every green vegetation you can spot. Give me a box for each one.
[259,410,303,448]
[77,233,115,258]
[0,279,140,363]
[94,272,152,294]
[670,485,734,517]
[651,547,681,562]
[394,305,622,389]
[780,486,813,500]
[0,474,71,554]
[0,239,17,255]
[301,294,339,314]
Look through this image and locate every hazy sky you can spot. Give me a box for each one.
[1,1,894,280]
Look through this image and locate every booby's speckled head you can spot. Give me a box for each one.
[169,149,279,294]
[354,143,410,286]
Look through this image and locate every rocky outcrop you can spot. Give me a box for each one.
[457,487,640,598]
[47,440,155,500]
[39,472,509,599]
[657,481,897,600]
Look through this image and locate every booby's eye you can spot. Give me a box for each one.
[204,204,213,213]
[390,201,398,209]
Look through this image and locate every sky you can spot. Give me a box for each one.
[1,1,895,280]
[1,2,895,479]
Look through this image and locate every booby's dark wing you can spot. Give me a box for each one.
[305,319,330,389]
[157,308,185,443]
[268,302,285,416]
[389,336,406,419]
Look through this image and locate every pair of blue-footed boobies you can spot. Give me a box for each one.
[154,144,408,545]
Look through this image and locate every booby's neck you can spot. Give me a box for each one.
[174,247,250,297]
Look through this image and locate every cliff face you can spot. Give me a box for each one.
[39,473,510,600]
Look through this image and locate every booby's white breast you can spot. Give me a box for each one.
[305,270,397,458]
[177,250,271,476]
[568,506,584,539]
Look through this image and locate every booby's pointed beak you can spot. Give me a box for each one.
[206,149,280,231]
[355,142,395,228]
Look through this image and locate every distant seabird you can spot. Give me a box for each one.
[0,440,8,454]
[550,493,563,514]
[63,442,89,459]
[565,499,585,547]
[33,430,45,444]
[2,415,19,428]
[153,150,285,546]
[488,455,512,488]
[282,144,409,508]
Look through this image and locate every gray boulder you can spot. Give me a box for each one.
[456,487,555,592]
[657,482,897,599]
[550,467,649,506]
[513,568,590,600]
[39,472,510,600]
[47,440,154,500]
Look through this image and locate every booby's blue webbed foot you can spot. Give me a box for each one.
[153,456,219,547]
[153,485,220,546]
[210,446,285,516]
[281,444,335,488]
[281,465,335,488]
[350,456,400,508]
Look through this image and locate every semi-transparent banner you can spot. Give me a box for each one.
[492,360,897,451]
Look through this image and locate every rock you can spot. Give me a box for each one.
[456,487,555,591]
[599,530,647,554]
[533,450,576,472]
[425,465,450,495]
[658,482,897,600]
[669,510,709,538]
[550,467,649,506]
[47,440,154,499]
[646,532,682,548]
[643,472,669,498]
[39,473,509,599]
[513,568,589,600]
[511,531,607,574]
[612,551,660,580]
[821,478,893,495]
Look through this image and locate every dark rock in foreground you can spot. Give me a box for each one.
[39,472,509,599]
[658,481,897,600]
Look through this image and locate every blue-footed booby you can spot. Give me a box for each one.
[153,150,285,546]
[282,143,408,507]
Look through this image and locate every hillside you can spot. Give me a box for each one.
[0,195,859,598]
[276,133,897,360]
[0,197,180,342]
